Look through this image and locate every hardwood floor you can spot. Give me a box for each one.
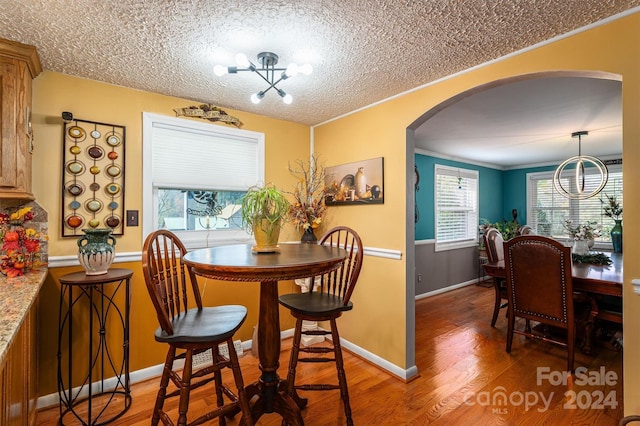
[37,283,623,425]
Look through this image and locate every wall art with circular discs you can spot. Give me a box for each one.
[61,114,126,236]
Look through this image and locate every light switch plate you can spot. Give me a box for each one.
[126,210,138,226]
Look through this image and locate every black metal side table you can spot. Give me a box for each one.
[57,268,133,425]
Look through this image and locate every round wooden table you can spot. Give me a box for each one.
[183,243,346,426]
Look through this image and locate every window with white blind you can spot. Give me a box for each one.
[435,165,479,251]
[142,112,265,248]
[526,164,622,246]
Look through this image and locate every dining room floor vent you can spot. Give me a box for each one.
[192,340,243,367]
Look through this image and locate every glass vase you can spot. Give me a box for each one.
[611,219,623,253]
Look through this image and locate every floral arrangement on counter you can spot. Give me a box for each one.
[287,155,327,232]
[601,194,622,220]
[563,220,601,241]
[0,206,42,277]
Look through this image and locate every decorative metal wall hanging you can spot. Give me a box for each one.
[174,104,243,128]
[61,112,126,236]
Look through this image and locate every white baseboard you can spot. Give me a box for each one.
[415,278,478,300]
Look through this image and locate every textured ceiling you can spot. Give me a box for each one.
[414,77,623,168]
[0,0,638,128]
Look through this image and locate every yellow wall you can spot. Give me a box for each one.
[31,72,310,395]
[314,11,640,412]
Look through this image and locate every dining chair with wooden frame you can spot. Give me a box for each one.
[517,224,535,235]
[504,235,578,372]
[278,226,363,426]
[142,229,253,426]
[484,227,508,327]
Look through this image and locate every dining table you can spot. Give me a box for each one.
[484,252,622,354]
[183,242,346,426]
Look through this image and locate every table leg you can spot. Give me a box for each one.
[580,295,599,355]
[243,280,304,425]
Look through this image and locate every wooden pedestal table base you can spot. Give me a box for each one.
[183,243,346,425]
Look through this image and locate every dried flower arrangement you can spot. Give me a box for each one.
[287,155,327,233]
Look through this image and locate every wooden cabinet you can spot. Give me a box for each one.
[0,39,42,200]
[0,299,38,425]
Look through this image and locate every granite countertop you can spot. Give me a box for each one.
[0,268,47,366]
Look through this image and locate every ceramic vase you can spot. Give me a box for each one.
[301,227,318,244]
[77,228,116,275]
[251,219,281,253]
[355,167,366,199]
[572,239,589,256]
[611,219,623,253]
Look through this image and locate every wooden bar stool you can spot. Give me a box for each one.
[279,226,363,425]
[142,230,253,426]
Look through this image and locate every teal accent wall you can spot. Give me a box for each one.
[414,154,503,240]
[502,165,556,225]
[415,154,562,240]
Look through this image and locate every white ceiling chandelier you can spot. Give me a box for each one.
[552,130,608,200]
[214,52,312,105]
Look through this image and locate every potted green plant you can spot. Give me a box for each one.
[241,183,290,252]
[479,218,519,241]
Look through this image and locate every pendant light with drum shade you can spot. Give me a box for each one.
[553,131,608,200]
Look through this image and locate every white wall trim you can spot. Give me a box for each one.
[415,147,503,170]
[415,279,477,301]
[364,246,402,260]
[339,336,418,381]
[415,239,435,245]
[48,251,142,268]
[48,244,402,268]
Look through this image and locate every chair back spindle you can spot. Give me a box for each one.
[142,229,202,336]
[318,226,363,305]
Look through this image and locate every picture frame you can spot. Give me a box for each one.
[324,157,384,206]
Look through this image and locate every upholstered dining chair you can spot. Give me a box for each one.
[279,226,364,426]
[504,235,578,372]
[142,230,253,426]
[484,227,508,327]
[517,224,535,235]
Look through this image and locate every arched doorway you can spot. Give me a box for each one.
[407,70,622,372]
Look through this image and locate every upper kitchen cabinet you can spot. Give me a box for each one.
[0,39,42,200]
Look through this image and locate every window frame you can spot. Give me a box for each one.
[142,112,264,249]
[434,164,479,252]
[526,164,622,250]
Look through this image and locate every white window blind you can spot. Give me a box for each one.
[151,121,261,191]
[435,165,479,251]
[527,165,622,243]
